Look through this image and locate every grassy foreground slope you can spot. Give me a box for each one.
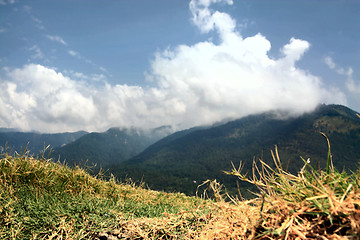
[1,147,360,239]
[0,153,211,239]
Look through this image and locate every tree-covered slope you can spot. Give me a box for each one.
[0,130,87,154]
[110,104,360,197]
[52,126,173,167]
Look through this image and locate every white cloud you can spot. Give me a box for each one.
[99,66,108,73]
[281,38,310,63]
[0,0,15,5]
[324,56,360,94]
[63,70,107,83]
[324,56,336,70]
[46,35,67,45]
[23,5,45,30]
[68,50,80,57]
[324,56,349,75]
[146,0,346,126]
[346,78,360,94]
[68,50,109,76]
[31,16,44,30]
[0,0,347,133]
[28,45,45,60]
[0,64,98,132]
[190,0,235,38]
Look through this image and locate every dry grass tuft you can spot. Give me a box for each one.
[226,135,360,239]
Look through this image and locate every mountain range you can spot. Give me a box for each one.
[1,104,359,198]
[50,126,173,167]
[0,130,87,154]
[109,104,360,197]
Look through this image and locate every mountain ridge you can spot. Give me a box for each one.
[109,104,360,197]
[51,126,174,167]
[0,130,88,154]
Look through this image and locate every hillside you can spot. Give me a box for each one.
[110,104,360,197]
[0,152,210,239]
[51,126,173,167]
[0,130,87,154]
[1,145,359,239]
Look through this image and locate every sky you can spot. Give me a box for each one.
[0,0,359,133]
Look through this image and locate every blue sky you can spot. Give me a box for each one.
[0,0,359,133]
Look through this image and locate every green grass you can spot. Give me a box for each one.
[0,152,210,239]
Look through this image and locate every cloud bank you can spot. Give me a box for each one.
[0,0,346,133]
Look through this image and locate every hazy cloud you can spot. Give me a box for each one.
[99,66,108,73]
[23,5,45,30]
[28,45,45,60]
[324,56,336,70]
[63,70,107,83]
[325,56,360,94]
[68,50,109,75]
[32,17,44,29]
[0,0,16,5]
[324,56,350,75]
[68,50,80,57]
[0,0,347,133]
[46,35,67,45]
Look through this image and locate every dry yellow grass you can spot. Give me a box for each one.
[103,141,360,239]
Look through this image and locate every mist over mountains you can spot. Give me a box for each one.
[0,130,87,154]
[1,104,359,197]
[106,104,360,196]
[50,126,173,167]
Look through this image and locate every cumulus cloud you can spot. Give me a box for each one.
[0,63,197,132]
[190,0,235,37]
[0,0,347,133]
[0,65,98,132]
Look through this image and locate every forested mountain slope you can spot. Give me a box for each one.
[110,104,360,197]
[0,130,87,154]
[52,126,173,167]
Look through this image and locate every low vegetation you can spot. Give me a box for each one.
[0,151,210,239]
[1,133,359,239]
[226,140,360,239]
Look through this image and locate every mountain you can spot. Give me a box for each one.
[51,126,173,167]
[0,128,19,132]
[109,104,360,197]
[0,130,88,154]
